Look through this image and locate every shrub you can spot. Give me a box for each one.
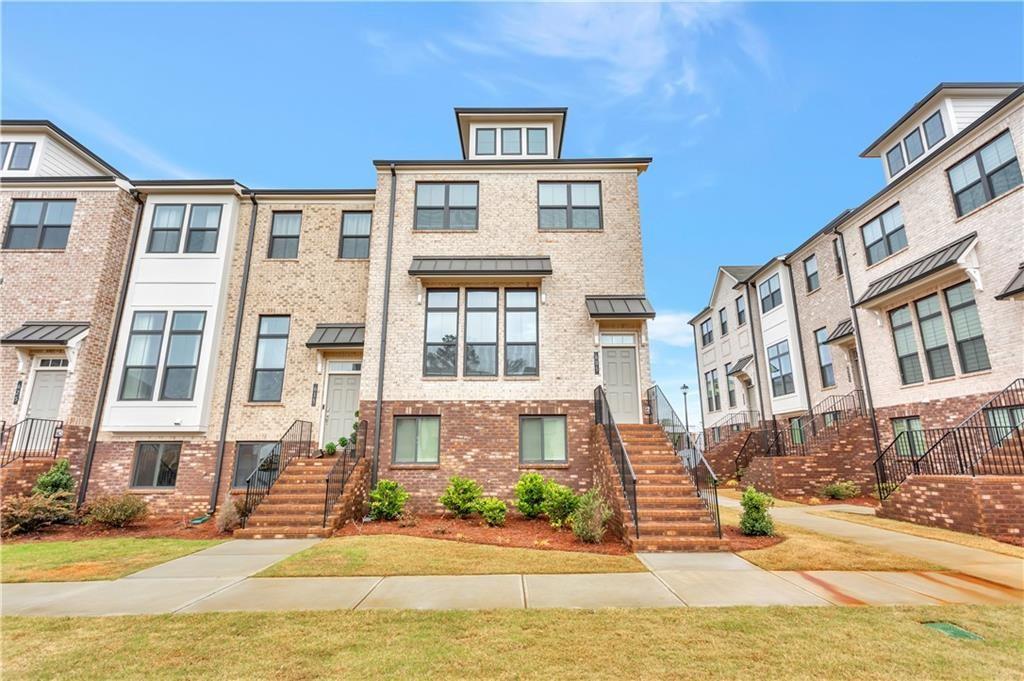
[216,499,242,533]
[369,479,409,520]
[570,488,611,543]
[514,472,547,518]
[1,491,75,536]
[87,494,149,528]
[823,480,860,500]
[475,497,508,527]
[338,437,349,448]
[323,441,337,456]
[541,482,579,528]
[440,476,483,518]
[32,459,76,496]
[739,486,775,536]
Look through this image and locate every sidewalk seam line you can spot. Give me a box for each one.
[352,577,384,610]
[520,574,528,609]
[647,569,688,606]
[170,576,249,615]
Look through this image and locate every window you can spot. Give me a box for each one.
[424,290,458,376]
[180,205,221,254]
[704,369,721,412]
[700,318,713,346]
[520,415,567,463]
[232,442,277,488]
[833,239,844,276]
[944,282,990,373]
[131,442,181,488]
[735,296,747,326]
[527,128,547,155]
[268,212,301,258]
[815,327,835,388]
[892,416,925,458]
[4,199,75,250]
[904,128,924,163]
[822,411,839,428]
[475,128,496,155]
[538,182,601,229]
[725,364,736,408]
[160,312,205,400]
[923,111,946,148]
[415,183,478,230]
[393,416,440,464]
[767,340,795,397]
[803,255,820,291]
[119,312,167,401]
[789,417,805,445]
[886,144,906,176]
[501,128,521,155]
[947,131,1022,216]
[861,204,907,265]
[0,142,8,167]
[505,289,538,376]
[250,316,290,401]
[339,211,371,259]
[914,295,955,380]
[464,289,497,376]
[889,305,923,385]
[985,407,1024,446]
[718,308,728,336]
[8,142,35,170]
[759,274,782,313]
[147,204,185,253]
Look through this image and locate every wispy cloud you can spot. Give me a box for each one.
[647,310,696,348]
[6,69,198,179]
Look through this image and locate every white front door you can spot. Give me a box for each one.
[602,347,640,424]
[16,370,66,452]
[323,373,360,444]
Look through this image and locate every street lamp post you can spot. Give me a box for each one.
[681,384,691,450]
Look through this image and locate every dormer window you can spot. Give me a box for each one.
[904,129,924,163]
[527,128,547,155]
[501,128,522,155]
[7,142,35,170]
[923,110,946,148]
[475,128,496,156]
[886,144,906,177]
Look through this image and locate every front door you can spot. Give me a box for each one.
[323,373,360,444]
[18,369,66,452]
[602,347,640,424]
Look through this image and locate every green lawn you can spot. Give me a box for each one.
[0,538,223,583]
[4,606,1021,679]
[258,535,645,577]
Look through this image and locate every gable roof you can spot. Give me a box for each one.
[0,120,127,179]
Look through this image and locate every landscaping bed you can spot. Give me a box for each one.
[2,516,224,544]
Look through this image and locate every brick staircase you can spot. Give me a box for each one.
[617,423,726,552]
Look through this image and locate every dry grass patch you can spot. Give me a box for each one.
[718,487,805,507]
[4,606,1022,680]
[0,538,223,583]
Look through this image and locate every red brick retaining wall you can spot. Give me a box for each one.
[873,392,996,443]
[591,424,629,540]
[703,428,751,481]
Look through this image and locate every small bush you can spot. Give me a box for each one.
[541,482,579,528]
[1,491,75,536]
[570,488,611,543]
[32,459,76,496]
[440,476,483,518]
[216,499,242,533]
[323,441,337,456]
[475,497,508,527]
[369,479,409,520]
[823,480,860,500]
[739,486,775,536]
[338,437,349,448]
[87,494,149,528]
[514,472,547,519]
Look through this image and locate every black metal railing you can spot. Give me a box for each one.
[703,410,760,448]
[0,418,64,468]
[734,428,774,478]
[322,420,368,527]
[646,384,721,538]
[873,428,949,499]
[595,386,639,539]
[239,420,314,528]
[766,389,865,457]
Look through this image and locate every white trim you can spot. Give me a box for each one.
[599,334,643,424]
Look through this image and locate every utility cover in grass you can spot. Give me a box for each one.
[922,622,983,640]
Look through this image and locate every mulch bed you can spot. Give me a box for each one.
[3,517,227,545]
[335,514,632,555]
[787,495,880,508]
[722,525,786,551]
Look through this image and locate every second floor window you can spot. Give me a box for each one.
[505,289,538,376]
[718,308,728,336]
[415,183,478,230]
[767,340,795,397]
[725,364,736,407]
[700,318,713,346]
[424,290,458,376]
[160,311,206,400]
[759,274,782,313]
[268,212,301,258]
[538,182,601,230]
[4,199,75,250]
[339,212,371,259]
[464,289,497,376]
[250,316,290,401]
[944,282,991,374]
[861,204,906,265]
[704,369,720,412]
[804,255,819,291]
[914,295,955,380]
[119,312,167,401]
[736,296,747,326]
[889,305,923,385]
[815,327,835,388]
[148,204,186,253]
[947,131,1022,216]
[184,205,222,254]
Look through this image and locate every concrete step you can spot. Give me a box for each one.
[233,526,332,539]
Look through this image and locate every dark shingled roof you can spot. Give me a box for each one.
[996,263,1024,301]
[409,256,552,277]
[585,296,656,319]
[855,232,977,307]
[825,319,855,344]
[727,355,753,376]
[306,324,365,348]
[1,322,89,346]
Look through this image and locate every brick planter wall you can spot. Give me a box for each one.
[591,424,629,540]
[879,475,1024,545]
[0,458,64,498]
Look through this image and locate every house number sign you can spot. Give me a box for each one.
[13,380,22,405]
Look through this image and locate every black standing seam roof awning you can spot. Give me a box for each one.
[727,355,753,376]
[825,319,855,344]
[855,232,977,307]
[1,322,89,346]
[585,296,656,319]
[996,263,1024,300]
[306,324,365,348]
[409,256,552,277]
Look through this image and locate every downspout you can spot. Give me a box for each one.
[784,263,814,420]
[837,231,881,456]
[77,189,145,507]
[371,163,398,487]
[744,283,767,426]
[208,194,259,513]
[691,323,705,436]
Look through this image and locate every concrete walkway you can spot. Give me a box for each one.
[718,497,1024,590]
[3,541,1021,616]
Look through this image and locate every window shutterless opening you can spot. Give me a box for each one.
[475,128,496,156]
[159,311,206,401]
[392,415,440,464]
[504,288,538,376]
[538,181,602,230]
[861,203,907,266]
[889,305,923,385]
[250,316,290,401]
[947,130,1022,216]
[268,211,301,258]
[519,415,567,463]
[424,290,459,376]
[8,142,35,170]
[501,128,522,155]
[527,128,548,155]
[183,204,222,254]
[147,204,186,253]
[464,289,497,376]
[119,311,167,401]
[3,199,76,250]
[232,442,278,488]
[415,182,479,230]
[767,340,795,397]
[339,211,371,259]
[130,442,181,488]
[759,274,782,312]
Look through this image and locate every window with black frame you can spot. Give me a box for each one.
[804,254,819,291]
[505,289,538,376]
[501,128,522,155]
[147,204,186,253]
[759,274,782,312]
[704,369,721,412]
[718,308,728,336]
[538,182,601,229]
[232,442,278,488]
[160,311,206,400]
[424,290,459,376]
[3,199,75,250]
[767,340,795,397]
[268,212,301,258]
[889,305,923,385]
[944,282,990,373]
[886,144,906,177]
[184,205,222,254]
[250,316,290,401]
[947,131,1022,216]
[464,289,497,376]
[7,142,35,170]
[700,318,713,346]
[339,212,371,259]
[735,296,747,326]
[527,128,547,155]
[861,204,907,265]
[131,442,181,488]
[892,416,925,458]
[984,407,1024,447]
[393,416,440,464]
[923,110,946,148]
[815,327,835,388]
[914,294,955,380]
[415,183,478,230]
[119,311,167,401]
[725,363,736,407]
[475,128,496,155]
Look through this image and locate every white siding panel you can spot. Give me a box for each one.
[949,96,1004,133]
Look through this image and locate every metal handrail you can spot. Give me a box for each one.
[594,386,639,539]
[322,420,368,527]
[766,389,864,457]
[0,418,64,468]
[703,409,760,448]
[239,419,314,528]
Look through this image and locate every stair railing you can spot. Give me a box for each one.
[0,418,64,468]
[702,409,760,449]
[239,419,314,528]
[734,428,772,479]
[322,420,368,528]
[595,386,639,539]
[767,389,865,457]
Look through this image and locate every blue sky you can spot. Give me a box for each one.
[4,2,1022,424]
